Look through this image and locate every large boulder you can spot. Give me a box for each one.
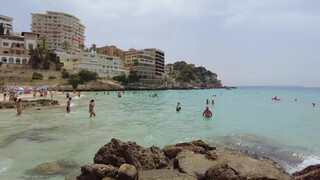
[138,169,196,180]
[293,164,320,180]
[94,138,169,170]
[77,164,118,180]
[163,140,215,159]
[117,164,137,180]
[175,150,291,180]
[34,162,62,175]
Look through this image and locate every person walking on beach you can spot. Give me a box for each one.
[176,102,181,111]
[16,99,22,115]
[202,107,213,117]
[66,97,72,114]
[89,100,96,118]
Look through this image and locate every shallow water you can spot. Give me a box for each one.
[0,87,320,179]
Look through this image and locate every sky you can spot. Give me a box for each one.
[1,0,320,87]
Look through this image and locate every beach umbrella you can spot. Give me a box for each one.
[28,88,34,90]
[17,88,24,91]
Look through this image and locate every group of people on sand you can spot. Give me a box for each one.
[176,99,214,118]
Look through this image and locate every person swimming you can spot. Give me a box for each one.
[206,99,209,104]
[118,92,122,98]
[212,100,215,105]
[202,107,213,117]
[176,102,181,111]
[312,103,316,107]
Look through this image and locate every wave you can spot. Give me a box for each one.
[289,155,320,174]
[0,159,12,174]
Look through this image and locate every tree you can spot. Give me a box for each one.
[69,74,83,89]
[113,74,128,84]
[90,44,96,53]
[79,43,85,52]
[62,41,71,53]
[32,72,43,80]
[128,72,139,83]
[62,69,70,78]
[78,70,98,82]
[39,35,48,49]
[42,60,51,70]
[0,23,4,35]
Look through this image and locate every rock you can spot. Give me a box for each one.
[34,162,62,175]
[57,159,79,168]
[163,140,215,159]
[94,138,169,170]
[101,178,117,180]
[138,169,196,180]
[77,164,118,180]
[175,151,217,179]
[0,99,59,109]
[175,150,291,180]
[293,164,320,180]
[116,163,137,180]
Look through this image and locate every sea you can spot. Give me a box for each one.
[0,87,319,179]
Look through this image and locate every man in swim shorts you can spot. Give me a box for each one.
[176,102,181,111]
[89,99,96,117]
[203,107,213,117]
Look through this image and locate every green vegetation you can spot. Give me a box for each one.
[67,70,99,89]
[48,76,57,80]
[62,69,70,78]
[113,72,139,85]
[29,41,63,70]
[32,72,43,80]
[171,61,221,86]
[62,41,71,53]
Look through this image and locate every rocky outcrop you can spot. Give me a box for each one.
[93,138,169,170]
[293,164,320,180]
[77,164,118,180]
[0,99,59,109]
[78,139,295,180]
[116,164,138,180]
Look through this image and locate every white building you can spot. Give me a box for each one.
[0,14,13,34]
[57,52,129,78]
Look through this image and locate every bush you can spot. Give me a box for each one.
[128,72,139,83]
[78,70,98,82]
[62,69,70,78]
[48,76,57,80]
[69,74,83,89]
[56,62,63,70]
[32,72,43,80]
[113,74,128,84]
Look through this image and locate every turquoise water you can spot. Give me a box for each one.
[0,87,320,179]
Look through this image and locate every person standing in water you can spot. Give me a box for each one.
[3,91,7,101]
[312,103,316,107]
[206,99,209,104]
[118,92,122,98]
[66,92,70,99]
[16,99,22,115]
[202,107,213,117]
[78,91,81,98]
[89,99,96,117]
[176,102,181,111]
[66,97,72,114]
[212,100,215,105]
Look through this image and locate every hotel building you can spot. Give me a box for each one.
[0,32,39,65]
[31,11,85,53]
[145,48,165,77]
[57,52,129,78]
[124,48,156,80]
[0,14,13,34]
[97,45,125,60]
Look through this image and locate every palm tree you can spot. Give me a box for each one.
[90,44,97,53]
[39,35,48,49]
[79,43,85,52]
[62,41,71,53]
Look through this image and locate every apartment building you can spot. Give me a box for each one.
[145,48,165,77]
[97,45,124,60]
[57,52,129,78]
[31,11,85,53]
[124,48,156,80]
[0,14,13,34]
[0,32,39,65]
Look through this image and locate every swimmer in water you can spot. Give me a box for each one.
[66,92,70,99]
[202,107,213,117]
[312,103,316,107]
[89,99,96,117]
[212,100,215,105]
[118,92,122,98]
[66,97,72,114]
[206,99,209,104]
[176,102,181,111]
[78,91,81,97]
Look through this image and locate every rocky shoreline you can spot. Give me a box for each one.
[0,99,59,109]
[72,139,319,180]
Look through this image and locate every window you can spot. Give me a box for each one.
[22,58,27,65]
[9,57,14,64]
[3,42,9,47]
[1,57,7,63]
[3,51,8,54]
[16,58,21,64]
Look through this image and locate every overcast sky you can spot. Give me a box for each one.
[2,0,320,87]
